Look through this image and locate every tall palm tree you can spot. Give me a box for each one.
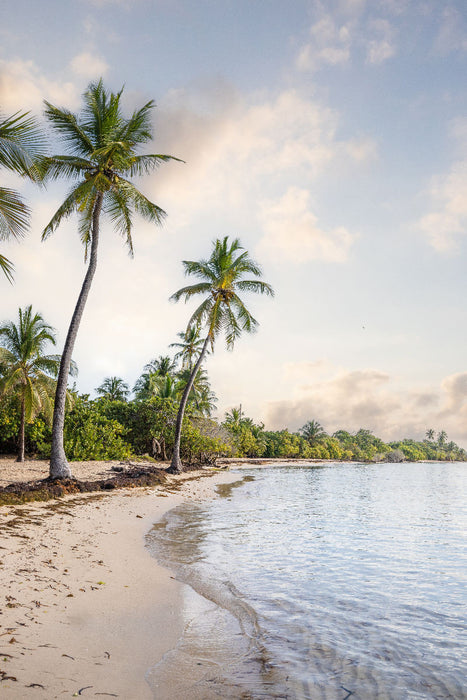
[425,428,435,441]
[0,305,76,461]
[41,79,180,479]
[169,324,205,371]
[95,376,130,401]
[0,110,45,281]
[168,236,274,473]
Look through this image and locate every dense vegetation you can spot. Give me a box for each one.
[1,366,465,464]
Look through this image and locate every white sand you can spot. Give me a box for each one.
[0,464,236,699]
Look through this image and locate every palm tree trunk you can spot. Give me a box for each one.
[16,398,25,463]
[49,193,103,479]
[168,335,211,474]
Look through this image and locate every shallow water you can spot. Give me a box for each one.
[146,463,467,699]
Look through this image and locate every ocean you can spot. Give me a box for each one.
[146,462,466,699]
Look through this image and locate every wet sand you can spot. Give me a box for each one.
[0,459,236,698]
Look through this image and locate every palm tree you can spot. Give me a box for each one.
[437,430,448,446]
[144,355,177,376]
[95,376,130,401]
[224,406,243,430]
[300,419,326,446]
[170,325,205,371]
[177,366,217,416]
[133,355,178,400]
[168,236,274,473]
[41,79,180,479]
[0,305,76,461]
[0,110,45,281]
[425,428,435,441]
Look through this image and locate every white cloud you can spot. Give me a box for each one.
[365,20,396,64]
[435,6,467,54]
[70,52,109,79]
[0,59,79,112]
[257,187,356,263]
[296,8,397,72]
[418,159,467,252]
[152,86,375,237]
[296,15,353,72]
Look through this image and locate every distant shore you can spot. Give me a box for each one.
[0,460,237,699]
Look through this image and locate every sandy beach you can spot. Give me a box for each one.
[0,459,236,699]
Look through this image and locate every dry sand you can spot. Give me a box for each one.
[0,459,237,699]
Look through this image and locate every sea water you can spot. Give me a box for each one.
[146,463,466,699]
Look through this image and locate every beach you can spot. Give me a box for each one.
[0,458,236,699]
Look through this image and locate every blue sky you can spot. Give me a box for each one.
[2,0,467,445]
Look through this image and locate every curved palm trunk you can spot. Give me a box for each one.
[49,193,103,479]
[168,336,211,474]
[16,397,25,462]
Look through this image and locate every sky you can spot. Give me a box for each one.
[1,0,467,445]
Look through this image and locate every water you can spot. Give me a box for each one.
[146,463,467,699]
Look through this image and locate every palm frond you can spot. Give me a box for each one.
[181,259,216,282]
[170,282,212,303]
[0,253,15,283]
[118,179,166,226]
[235,279,275,296]
[0,110,46,180]
[40,155,92,182]
[231,294,259,333]
[126,153,184,178]
[105,186,134,255]
[42,179,98,241]
[0,187,30,239]
[43,101,94,157]
[117,100,154,145]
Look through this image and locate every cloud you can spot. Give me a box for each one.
[263,362,467,447]
[257,187,356,263]
[151,85,375,239]
[435,6,467,54]
[296,7,397,72]
[0,60,78,112]
[418,159,467,252]
[296,15,353,71]
[365,19,396,64]
[70,52,109,79]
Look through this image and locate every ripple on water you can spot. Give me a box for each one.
[146,463,467,699]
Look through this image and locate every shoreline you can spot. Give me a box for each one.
[0,463,237,699]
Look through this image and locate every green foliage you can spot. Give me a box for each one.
[63,396,132,461]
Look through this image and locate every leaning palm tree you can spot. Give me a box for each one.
[0,110,45,281]
[0,305,76,461]
[95,376,130,401]
[168,236,274,473]
[41,79,180,479]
